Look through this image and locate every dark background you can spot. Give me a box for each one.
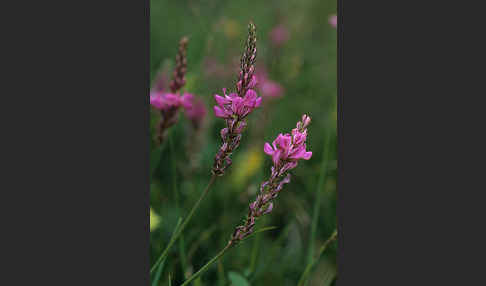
[3,0,483,285]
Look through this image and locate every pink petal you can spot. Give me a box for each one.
[181,93,194,109]
[248,75,258,89]
[302,151,312,160]
[213,106,227,118]
[255,96,262,107]
[214,94,230,106]
[263,202,273,214]
[289,146,306,159]
[264,142,274,155]
[276,134,291,150]
[244,89,258,100]
[272,149,282,166]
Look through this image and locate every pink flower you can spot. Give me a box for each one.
[150,91,165,109]
[264,115,312,169]
[183,94,207,126]
[329,15,337,28]
[213,86,262,119]
[180,93,194,109]
[261,79,283,98]
[270,24,289,47]
[255,69,284,98]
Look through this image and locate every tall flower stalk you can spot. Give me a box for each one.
[180,115,313,285]
[212,21,260,176]
[150,22,261,276]
[151,36,190,145]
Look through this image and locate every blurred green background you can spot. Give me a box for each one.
[150,0,337,285]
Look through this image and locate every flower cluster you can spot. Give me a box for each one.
[150,91,193,111]
[184,96,207,129]
[213,86,261,119]
[230,115,312,244]
[212,22,261,176]
[150,36,207,144]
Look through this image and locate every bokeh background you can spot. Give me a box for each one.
[150,0,337,285]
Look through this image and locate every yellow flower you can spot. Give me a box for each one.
[233,147,264,186]
[150,208,161,232]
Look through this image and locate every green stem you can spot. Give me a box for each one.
[307,127,331,264]
[297,230,338,286]
[150,174,218,275]
[248,230,262,276]
[180,243,233,286]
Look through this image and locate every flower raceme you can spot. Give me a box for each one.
[150,36,207,144]
[212,22,260,176]
[229,114,312,244]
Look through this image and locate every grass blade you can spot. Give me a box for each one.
[151,256,166,286]
[298,230,338,286]
[151,217,183,274]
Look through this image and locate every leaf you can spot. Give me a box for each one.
[228,271,250,286]
[151,256,166,286]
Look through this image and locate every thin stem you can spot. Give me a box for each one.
[150,174,218,275]
[180,243,233,286]
[248,229,262,276]
[297,230,338,286]
[307,120,332,264]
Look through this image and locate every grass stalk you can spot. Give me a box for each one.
[297,230,338,286]
[307,121,332,264]
[180,243,233,286]
[150,174,218,275]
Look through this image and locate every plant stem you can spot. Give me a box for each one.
[308,119,332,264]
[180,243,233,286]
[297,230,338,286]
[150,174,218,275]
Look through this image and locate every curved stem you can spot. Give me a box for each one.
[150,174,218,275]
[297,230,338,286]
[180,243,233,286]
